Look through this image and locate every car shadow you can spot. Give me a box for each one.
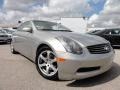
[67,62,120,87]
[0,43,9,45]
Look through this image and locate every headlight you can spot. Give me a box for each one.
[56,37,83,54]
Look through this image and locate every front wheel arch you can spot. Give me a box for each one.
[36,44,56,63]
[35,45,58,80]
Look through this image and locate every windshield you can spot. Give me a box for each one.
[3,29,14,34]
[33,21,72,32]
[0,30,6,33]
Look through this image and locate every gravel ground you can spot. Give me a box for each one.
[0,44,120,90]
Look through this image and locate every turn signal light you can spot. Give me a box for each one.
[56,58,65,62]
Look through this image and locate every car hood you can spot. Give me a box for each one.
[49,32,108,46]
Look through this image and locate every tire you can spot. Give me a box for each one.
[10,43,18,54]
[36,46,58,80]
[7,39,11,44]
[6,40,11,44]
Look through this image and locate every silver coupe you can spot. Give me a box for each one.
[11,20,114,80]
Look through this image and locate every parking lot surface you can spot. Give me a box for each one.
[0,44,120,90]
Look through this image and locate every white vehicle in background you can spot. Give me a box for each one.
[0,29,12,43]
[59,17,87,33]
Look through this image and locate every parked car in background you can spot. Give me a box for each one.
[88,28,120,47]
[0,29,12,43]
[3,29,15,37]
[11,20,114,80]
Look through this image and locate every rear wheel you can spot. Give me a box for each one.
[36,46,58,80]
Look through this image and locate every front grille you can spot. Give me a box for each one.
[77,66,100,73]
[87,43,111,54]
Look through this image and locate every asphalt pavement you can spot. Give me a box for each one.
[0,44,120,90]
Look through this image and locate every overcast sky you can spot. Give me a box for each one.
[0,0,119,28]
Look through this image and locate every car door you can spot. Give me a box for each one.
[101,29,120,46]
[14,21,34,58]
[100,30,112,43]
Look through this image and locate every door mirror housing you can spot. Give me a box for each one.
[12,27,18,29]
[23,27,32,33]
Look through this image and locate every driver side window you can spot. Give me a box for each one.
[18,21,32,32]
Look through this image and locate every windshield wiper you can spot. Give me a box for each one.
[40,29,54,31]
[53,30,72,32]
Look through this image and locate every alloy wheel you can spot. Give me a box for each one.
[38,50,58,77]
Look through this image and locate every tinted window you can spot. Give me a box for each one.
[111,30,120,35]
[104,29,120,35]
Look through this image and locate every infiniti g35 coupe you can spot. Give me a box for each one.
[10,20,114,80]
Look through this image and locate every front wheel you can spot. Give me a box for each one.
[36,46,58,80]
[10,43,18,54]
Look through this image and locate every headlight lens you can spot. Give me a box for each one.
[56,37,83,54]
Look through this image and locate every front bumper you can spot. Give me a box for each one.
[56,50,114,80]
[0,37,12,43]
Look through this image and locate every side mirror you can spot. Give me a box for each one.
[12,27,18,29]
[23,27,32,33]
